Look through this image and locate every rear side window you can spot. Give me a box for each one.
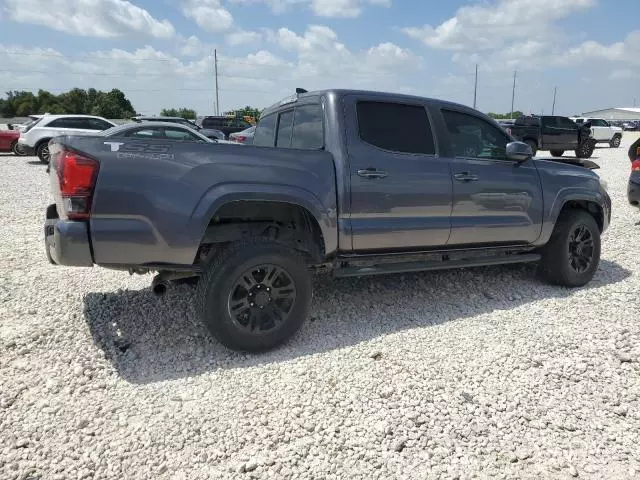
[556,117,578,129]
[47,118,78,128]
[253,114,277,147]
[356,101,435,155]
[276,110,294,147]
[202,118,222,129]
[291,104,323,149]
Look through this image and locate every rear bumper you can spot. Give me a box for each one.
[44,204,93,267]
[629,173,640,207]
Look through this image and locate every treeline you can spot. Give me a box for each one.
[487,111,524,119]
[0,88,136,118]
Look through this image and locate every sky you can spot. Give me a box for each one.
[0,0,638,116]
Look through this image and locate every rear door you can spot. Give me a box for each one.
[344,95,453,251]
[439,108,543,245]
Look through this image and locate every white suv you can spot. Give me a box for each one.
[18,114,116,163]
[571,117,623,148]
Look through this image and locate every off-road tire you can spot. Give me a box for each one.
[538,209,601,287]
[195,237,312,352]
[574,140,594,159]
[550,150,564,157]
[610,135,621,148]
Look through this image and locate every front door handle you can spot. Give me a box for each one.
[357,168,388,179]
[454,172,479,182]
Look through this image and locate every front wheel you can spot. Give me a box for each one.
[196,238,312,352]
[550,150,564,157]
[575,140,595,159]
[36,142,51,164]
[610,135,621,148]
[538,209,600,287]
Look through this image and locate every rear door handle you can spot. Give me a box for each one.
[454,172,479,182]
[357,168,388,179]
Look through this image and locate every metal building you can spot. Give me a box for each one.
[580,107,640,121]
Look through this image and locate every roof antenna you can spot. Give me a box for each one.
[296,88,308,94]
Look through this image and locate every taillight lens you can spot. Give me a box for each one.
[632,159,640,172]
[233,136,247,143]
[55,149,100,220]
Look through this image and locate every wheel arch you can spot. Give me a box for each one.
[188,184,337,263]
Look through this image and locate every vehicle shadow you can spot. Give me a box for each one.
[26,160,44,165]
[82,259,631,384]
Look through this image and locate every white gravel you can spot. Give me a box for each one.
[1,136,640,480]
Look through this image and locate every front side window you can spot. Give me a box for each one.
[87,118,113,130]
[356,101,435,155]
[556,117,579,130]
[127,129,162,138]
[442,109,509,160]
[252,114,277,147]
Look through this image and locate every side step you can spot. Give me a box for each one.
[334,253,541,278]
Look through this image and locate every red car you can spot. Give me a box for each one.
[0,129,23,155]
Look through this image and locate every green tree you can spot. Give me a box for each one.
[224,106,261,121]
[0,88,137,118]
[487,110,523,119]
[160,107,197,119]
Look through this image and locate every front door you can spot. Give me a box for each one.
[344,96,453,252]
[439,108,544,246]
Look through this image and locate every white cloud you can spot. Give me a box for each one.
[3,0,175,38]
[225,30,263,46]
[230,0,390,17]
[181,0,234,32]
[403,0,594,51]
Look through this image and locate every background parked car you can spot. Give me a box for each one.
[18,114,116,163]
[571,117,623,147]
[98,121,236,144]
[9,114,44,132]
[229,125,256,144]
[0,129,22,155]
[195,115,252,139]
[131,115,225,141]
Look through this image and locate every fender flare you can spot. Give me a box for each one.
[187,183,338,258]
[538,187,608,244]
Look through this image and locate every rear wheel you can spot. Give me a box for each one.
[196,237,312,352]
[11,141,25,156]
[36,141,51,164]
[610,135,621,148]
[524,139,538,157]
[538,209,600,287]
[550,150,564,157]
[575,139,594,159]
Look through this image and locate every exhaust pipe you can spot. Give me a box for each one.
[151,271,198,296]
[151,275,170,296]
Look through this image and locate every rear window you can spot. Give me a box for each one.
[356,101,435,155]
[276,110,294,147]
[253,114,277,147]
[202,117,222,129]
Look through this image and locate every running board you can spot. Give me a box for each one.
[334,253,541,278]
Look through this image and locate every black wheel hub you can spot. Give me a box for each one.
[568,224,594,274]
[227,264,296,334]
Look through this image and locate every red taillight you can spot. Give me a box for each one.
[56,149,99,220]
[632,159,640,172]
[234,136,246,143]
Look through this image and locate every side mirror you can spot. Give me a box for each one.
[506,141,533,162]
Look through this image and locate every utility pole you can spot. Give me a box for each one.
[510,69,516,119]
[551,86,557,115]
[473,64,478,109]
[214,49,220,115]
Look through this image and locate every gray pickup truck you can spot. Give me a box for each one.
[44,89,611,352]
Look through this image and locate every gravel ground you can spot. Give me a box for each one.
[1,136,639,480]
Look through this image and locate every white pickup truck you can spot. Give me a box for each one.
[571,117,623,148]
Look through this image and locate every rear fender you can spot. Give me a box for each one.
[188,183,338,259]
